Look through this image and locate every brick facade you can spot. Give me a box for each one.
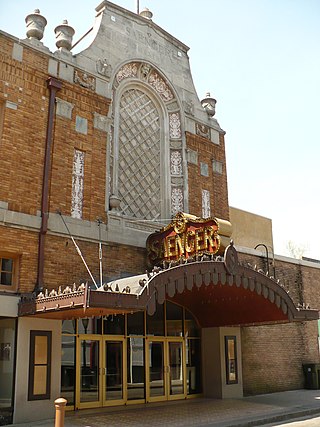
[238,251,320,395]
[1,4,319,409]
[186,132,229,220]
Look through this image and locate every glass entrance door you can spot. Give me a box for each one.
[77,336,101,409]
[147,339,166,401]
[77,336,126,408]
[103,339,125,405]
[146,338,185,402]
[168,340,185,399]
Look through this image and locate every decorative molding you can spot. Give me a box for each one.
[148,70,174,102]
[55,97,74,119]
[184,100,194,116]
[116,63,138,83]
[169,112,181,139]
[167,101,179,111]
[195,122,210,140]
[140,63,151,80]
[171,177,184,186]
[171,187,183,215]
[71,150,85,219]
[74,70,95,91]
[96,58,112,78]
[170,151,182,176]
[202,189,211,218]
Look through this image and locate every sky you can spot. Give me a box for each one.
[0,0,319,259]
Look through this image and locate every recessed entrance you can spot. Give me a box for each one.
[61,302,202,410]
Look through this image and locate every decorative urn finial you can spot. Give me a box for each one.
[54,20,75,52]
[201,92,217,117]
[25,9,47,40]
[140,8,153,20]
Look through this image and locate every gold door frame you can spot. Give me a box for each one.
[145,337,186,402]
[76,335,126,409]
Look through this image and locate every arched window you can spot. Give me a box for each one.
[109,62,186,223]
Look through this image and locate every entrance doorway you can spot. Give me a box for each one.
[147,338,185,401]
[77,336,125,409]
[62,302,202,410]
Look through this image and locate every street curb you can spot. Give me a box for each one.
[213,407,320,427]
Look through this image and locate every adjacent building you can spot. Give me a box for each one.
[0,2,319,425]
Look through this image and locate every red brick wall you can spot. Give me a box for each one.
[0,35,110,222]
[43,235,147,289]
[238,251,320,395]
[241,321,318,395]
[0,226,39,293]
[186,132,229,221]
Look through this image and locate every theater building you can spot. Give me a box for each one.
[0,2,319,425]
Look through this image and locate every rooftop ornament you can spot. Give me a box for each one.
[54,20,75,52]
[201,92,217,118]
[25,9,47,41]
[139,8,153,20]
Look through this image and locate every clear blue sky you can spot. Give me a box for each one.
[1,0,319,258]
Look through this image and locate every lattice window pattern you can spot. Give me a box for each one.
[118,88,161,219]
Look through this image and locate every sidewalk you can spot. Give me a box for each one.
[5,389,320,427]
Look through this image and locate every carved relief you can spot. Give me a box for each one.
[96,58,112,78]
[140,63,151,79]
[184,100,194,116]
[169,112,181,139]
[74,70,95,91]
[116,63,138,83]
[171,187,183,215]
[148,71,174,102]
[202,189,211,219]
[170,151,182,175]
[71,150,85,219]
[195,122,210,139]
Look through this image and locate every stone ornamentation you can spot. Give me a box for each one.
[184,100,194,116]
[140,63,151,79]
[201,92,217,117]
[202,189,211,218]
[25,9,47,40]
[196,122,210,139]
[148,71,173,102]
[71,150,85,219]
[171,188,183,214]
[170,151,182,176]
[169,112,181,139]
[54,20,75,52]
[116,63,138,83]
[96,58,112,78]
[74,70,95,91]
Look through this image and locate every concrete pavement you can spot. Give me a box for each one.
[5,389,320,427]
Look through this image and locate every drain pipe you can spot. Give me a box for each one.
[35,77,62,292]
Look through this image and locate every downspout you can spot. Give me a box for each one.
[35,77,62,292]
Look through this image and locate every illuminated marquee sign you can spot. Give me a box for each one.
[146,212,220,267]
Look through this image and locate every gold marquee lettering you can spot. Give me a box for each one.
[146,213,221,267]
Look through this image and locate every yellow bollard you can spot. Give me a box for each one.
[54,398,67,427]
